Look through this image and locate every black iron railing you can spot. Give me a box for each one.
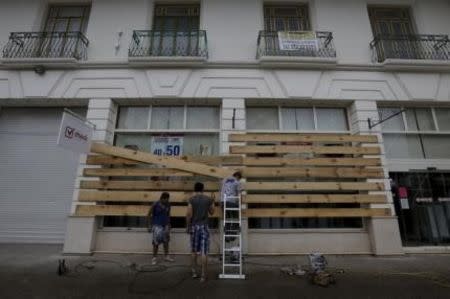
[2,32,89,60]
[129,30,208,58]
[257,31,336,59]
[370,34,450,62]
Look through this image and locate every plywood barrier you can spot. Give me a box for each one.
[75,133,389,218]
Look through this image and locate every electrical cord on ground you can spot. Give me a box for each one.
[59,258,221,296]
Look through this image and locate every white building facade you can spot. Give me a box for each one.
[0,0,449,255]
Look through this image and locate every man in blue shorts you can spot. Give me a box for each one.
[149,192,174,265]
[186,182,215,282]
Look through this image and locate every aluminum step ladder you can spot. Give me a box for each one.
[219,195,245,279]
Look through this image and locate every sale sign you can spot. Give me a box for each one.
[57,112,93,154]
[151,136,183,156]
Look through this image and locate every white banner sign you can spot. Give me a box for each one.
[57,112,93,154]
[151,136,183,157]
[278,31,318,51]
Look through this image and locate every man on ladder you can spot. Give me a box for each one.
[219,171,245,279]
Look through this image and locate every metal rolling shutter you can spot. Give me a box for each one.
[0,108,84,243]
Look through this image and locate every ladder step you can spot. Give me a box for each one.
[225,220,240,223]
[223,264,241,267]
[224,247,240,252]
[224,234,240,237]
[225,208,241,211]
[219,274,245,279]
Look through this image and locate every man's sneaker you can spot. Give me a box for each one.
[151,257,157,265]
[164,256,175,262]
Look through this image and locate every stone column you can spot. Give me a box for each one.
[350,100,403,255]
[63,99,118,254]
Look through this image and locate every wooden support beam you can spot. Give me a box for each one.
[86,155,243,166]
[244,208,391,218]
[242,157,381,166]
[83,168,194,177]
[75,204,221,217]
[229,133,379,143]
[244,182,385,191]
[242,167,384,178]
[90,143,232,179]
[230,145,381,155]
[243,194,387,204]
[80,180,220,191]
[78,190,219,202]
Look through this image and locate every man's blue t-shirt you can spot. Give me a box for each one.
[152,201,170,226]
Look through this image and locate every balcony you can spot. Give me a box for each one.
[2,32,88,66]
[256,31,337,67]
[370,34,450,69]
[128,30,208,65]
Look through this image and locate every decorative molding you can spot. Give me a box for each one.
[0,68,448,101]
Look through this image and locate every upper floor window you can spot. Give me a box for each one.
[153,4,200,31]
[44,5,91,33]
[264,4,311,31]
[368,6,415,36]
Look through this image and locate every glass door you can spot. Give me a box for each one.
[392,172,450,246]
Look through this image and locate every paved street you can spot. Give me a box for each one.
[0,244,449,299]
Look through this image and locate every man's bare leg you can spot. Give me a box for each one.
[152,245,158,265]
[200,254,208,282]
[191,253,198,278]
[163,243,174,262]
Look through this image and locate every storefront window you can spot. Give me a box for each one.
[247,106,349,132]
[104,105,220,229]
[435,108,450,131]
[246,104,358,229]
[380,107,450,159]
[117,107,149,129]
[281,108,314,130]
[246,107,279,130]
[316,108,348,131]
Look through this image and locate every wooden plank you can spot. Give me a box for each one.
[76,204,150,216]
[75,205,389,218]
[244,208,391,218]
[86,155,243,166]
[75,204,221,217]
[242,157,381,166]
[79,190,219,202]
[229,133,378,143]
[86,155,138,165]
[244,182,385,191]
[83,168,194,177]
[243,194,387,204]
[80,180,220,191]
[90,143,232,179]
[230,145,381,155]
[181,155,243,166]
[242,167,384,178]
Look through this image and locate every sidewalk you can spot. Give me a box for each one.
[0,244,449,299]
